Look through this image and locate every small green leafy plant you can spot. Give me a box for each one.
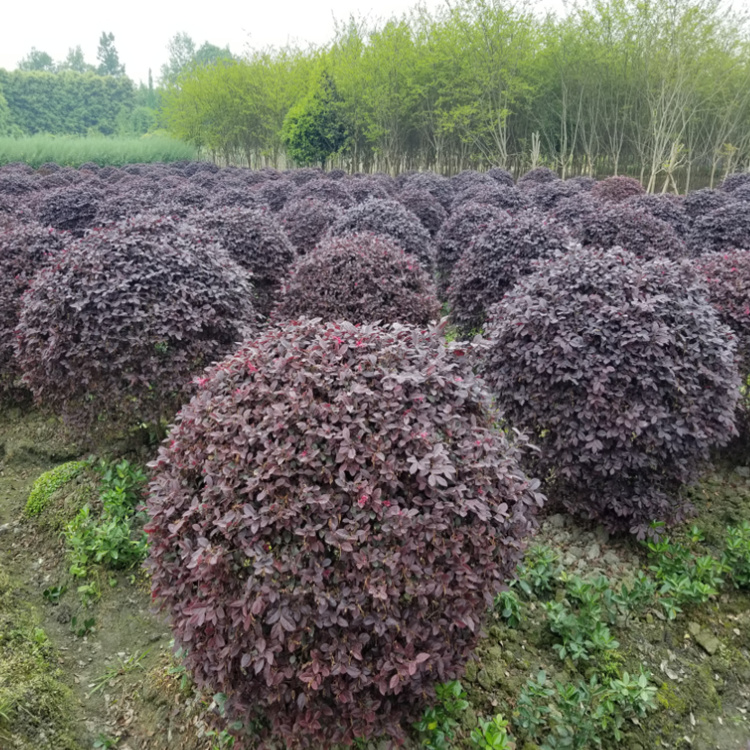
[513,545,562,599]
[722,521,750,588]
[65,459,147,578]
[24,461,87,516]
[414,680,469,749]
[70,615,95,638]
[515,668,656,750]
[470,714,515,749]
[42,584,68,605]
[494,590,522,628]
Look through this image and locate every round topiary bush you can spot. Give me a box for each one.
[191,206,297,317]
[546,193,601,235]
[327,198,435,272]
[582,203,689,260]
[682,188,732,222]
[349,179,391,204]
[294,178,354,209]
[524,180,580,211]
[145,317,542,747]
[688,201,750,255]
[565,175,597,191]
[693,250,750,373]
[397,187,447,237]
[480,247,740,536]
[0,222,68,396]
[720,172,750,193]
[273,233,441,325]
[253,179,297,212]
[401,172,454,212]
[278,197,343,255]
[624,193,689,238]
[435,202,503,296]
[448,210,571,333]
[487,167,515,188]
[15,214,256,435]
[517,167,559,190]
[450,170,494,194]
[451,183,528,214]
[590,175,645,203]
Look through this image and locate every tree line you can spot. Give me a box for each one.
[160,0,750,190]
[0,31,231,138]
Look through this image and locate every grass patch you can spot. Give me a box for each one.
[0,134,198,168]
[0,570,80,749]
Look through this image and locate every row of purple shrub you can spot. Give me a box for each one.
[1,162,750,746]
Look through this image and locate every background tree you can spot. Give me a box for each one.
[282,72,350,167]
[58,46,94,74]
[96,32,125,77]
[17,48,56,73]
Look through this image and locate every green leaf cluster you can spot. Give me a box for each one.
[24,461,87,517]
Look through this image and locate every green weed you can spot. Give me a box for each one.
[414,680,469,749]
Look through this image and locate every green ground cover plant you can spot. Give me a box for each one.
[0,135,197,168]
[24,460,87,516]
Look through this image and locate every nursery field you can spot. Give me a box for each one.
[1,161,750,750]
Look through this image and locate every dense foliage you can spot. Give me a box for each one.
[692,251,750,373]
[480,247,740,536]
[278,197,343,255]
[448,210,571,333]
[435,202,502,295]
[688,202,750,254]
[273,233,441,325]
[0,222,67,394]
[397,187,447,237]
[146,318,542,747]
[581,203,688,259]
[327,198,435,271]
[191,206,297,317]
[15,214,256,434]
[590,175,645,203]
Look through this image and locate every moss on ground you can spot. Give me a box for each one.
[0,570,81,750]
[24,461,88,517]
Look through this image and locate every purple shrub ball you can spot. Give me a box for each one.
[683,188,733,222]
[435,202,504,296]
[452,183,528,214]
[720,172,750,193]
[278,197,343,255]
[273,233,441,326]
[590,175,645,203]
[688,201,750,255]
[0,222,68,396]
[191,206,297,318]
[327,198,435,272]
[401,172,454,212]
[487,167,515,187]
[397,187,448,237]
[145,317,543,748]
[15,214,256,435]
[582,203,689,260]
[480,247,740,537]
[294,178,354,209]
[448,209,571,333]
[517,167,559,190]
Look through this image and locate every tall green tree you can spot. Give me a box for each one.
[282,73,349,167]
[17,48,55,72]
[59,46,94,73]
[97,32,125,76]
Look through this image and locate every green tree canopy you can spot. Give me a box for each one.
[282,73,350,167]
[59,46,95,74]
[17,48,56,72]
[97,32,125,76]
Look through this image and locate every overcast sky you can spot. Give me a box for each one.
[0,0,568,86]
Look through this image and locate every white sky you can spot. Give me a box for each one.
[0,0,568,86]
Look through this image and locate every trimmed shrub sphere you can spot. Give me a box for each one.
[146,318,543,747]
[327,198,435,272]
[15,214,256,434]
[448,210,571,333]
[273,233,441,326]
[480,247,740,536]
